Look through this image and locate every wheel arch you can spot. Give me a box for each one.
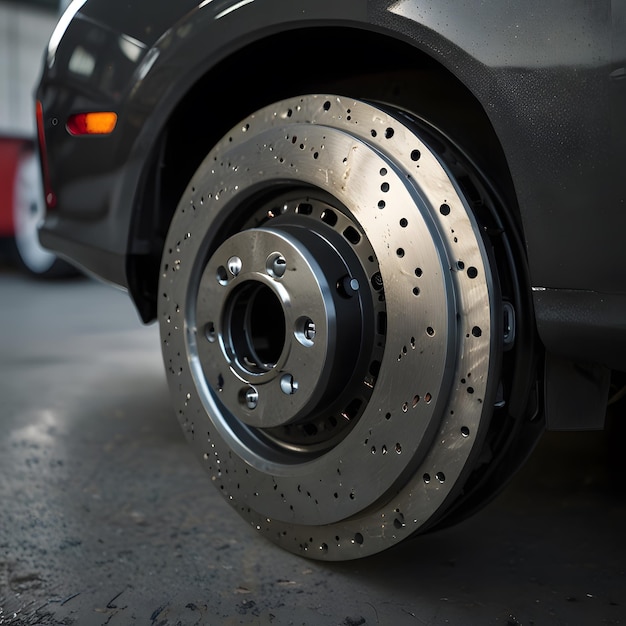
[126,25,521,323]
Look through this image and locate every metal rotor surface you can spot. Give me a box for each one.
[159,95,498,559]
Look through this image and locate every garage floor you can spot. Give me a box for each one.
[1,269,625,625]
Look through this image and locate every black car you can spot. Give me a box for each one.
[36,0,626,560]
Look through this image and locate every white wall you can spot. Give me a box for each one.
[0,2,60,137]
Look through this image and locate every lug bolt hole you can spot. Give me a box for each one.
[227,256,242,276]
[280,374,298,395]
[295,317,316,347]
[266,252,287,278]
[240,387,258,410]
[216,265,228,286]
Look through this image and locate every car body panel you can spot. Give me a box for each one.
[37,0,626,372]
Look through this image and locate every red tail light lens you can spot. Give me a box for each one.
[36,100,56,209]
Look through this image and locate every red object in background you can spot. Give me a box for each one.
[0,133,75,277]
[0,137,28,237]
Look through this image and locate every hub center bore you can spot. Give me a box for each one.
[224,281,286,374]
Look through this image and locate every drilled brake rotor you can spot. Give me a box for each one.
[159,95,499,560]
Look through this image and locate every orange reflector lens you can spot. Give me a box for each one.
[66,112,118,135]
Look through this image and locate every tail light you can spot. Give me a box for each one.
[36,100,56,210]
[66,112,117,136]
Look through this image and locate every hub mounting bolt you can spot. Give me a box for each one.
[245,387,258,409]
[304,319,316,341]
[280,374,298,395]
[228,256,242,276]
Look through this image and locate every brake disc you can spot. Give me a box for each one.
[158,94,500,560]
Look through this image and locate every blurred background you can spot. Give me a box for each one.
[0,0,74,278]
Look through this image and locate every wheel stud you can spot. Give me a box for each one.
[280,374,298,395]
[304,319,316,341]
[243,387,258,409]
[228,256,242,276]
[266,253,287,278]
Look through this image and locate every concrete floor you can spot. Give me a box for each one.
[1,268,625,625]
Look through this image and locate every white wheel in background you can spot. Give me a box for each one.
[13,149,74,278]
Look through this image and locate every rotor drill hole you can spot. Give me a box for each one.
[204,322,216,343]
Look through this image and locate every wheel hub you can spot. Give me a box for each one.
[196,217,372,429]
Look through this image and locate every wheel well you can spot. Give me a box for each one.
[127,26,518,322]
